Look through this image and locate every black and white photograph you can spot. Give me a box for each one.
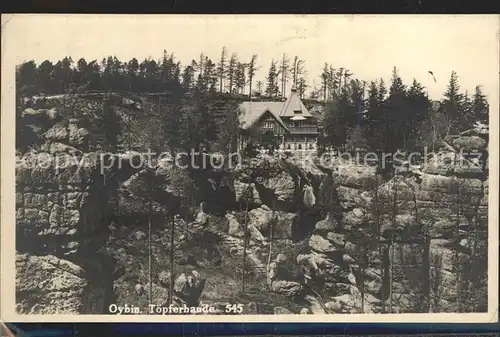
[1,14,498,322]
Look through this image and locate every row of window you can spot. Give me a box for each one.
[286,143,316,150]
[262,121,315,129]
[288,122,315,128]
[263,121,274,128]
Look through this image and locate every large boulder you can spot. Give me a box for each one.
[143,282,170,306]
[450,136,487,153]
[68,122,90,150]
[226,212,244,237]
[257,171,295,203]
[16,253,106,314]
[234,180,261,204]
[309,233,347,255]
[173,271,206,307]
[334,163,378,189]
[248,205,297,239]
[236,157,297,207]
[270,280,303,298]
[44,123,68,142]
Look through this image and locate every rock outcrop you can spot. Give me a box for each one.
[303,138,488,313]
[16,254,107,314]
[15,149,119,314]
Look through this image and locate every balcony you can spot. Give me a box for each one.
[288,127,319,134]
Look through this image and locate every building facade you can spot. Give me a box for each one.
[237,87,319,151]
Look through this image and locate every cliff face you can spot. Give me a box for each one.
[16,151,114,314]
[14,94,489,314]
[304,160,488,313]
[15,95,134,314]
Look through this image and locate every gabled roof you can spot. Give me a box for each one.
[279,87,313,118]
[238,101,289,131]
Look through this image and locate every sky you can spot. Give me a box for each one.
[2,14,499,102]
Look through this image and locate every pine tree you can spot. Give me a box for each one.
[295,58,306,89]
[280,54,290,96]
[387,67,407,150]
[472,85,488,123]
[247,54,259,98]
[297,77,308,99]
[343,69,353,92]
[37,60,55,94]
[227,53,238,94]
[365,80,380,149]
[265,60,279,98]
[321,63,329,102]
[256,80,264,94]
[161,101,184,154]
[406,79,430,149]
[182,63,196,90]
[322,89,351,151]
[346,127,368,152]
[217,47,228,93]
[235,62,246,94]
[203,58,217,92]
[461,90,474,127]
[442,70,464,131]
[126,58,139,91]
[327,65,338,101]
[291,56,300,87]
[336,68,345,95]
[16,60,38,95]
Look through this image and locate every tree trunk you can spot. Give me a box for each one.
[169,215,175,305]
[454,177,462,312]
[360,242,365,313]
[242,200,249,294]
[249,77,253,99]
[375,174,385,312]
[422,232,431,312]
[267,200,275,277]
[413,185,430,312]
[184,198,189,240]
[389,238,395,313]
[389,177,398,313]
[148,213,153,309]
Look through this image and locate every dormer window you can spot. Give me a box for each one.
[294,110,302,114]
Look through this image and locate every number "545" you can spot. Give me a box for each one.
[225,304,244,313]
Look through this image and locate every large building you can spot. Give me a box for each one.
[237,87,319,151]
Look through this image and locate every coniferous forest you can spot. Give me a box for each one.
[16,49,489,155]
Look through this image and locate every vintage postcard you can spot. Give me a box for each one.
[1,14,498,323]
